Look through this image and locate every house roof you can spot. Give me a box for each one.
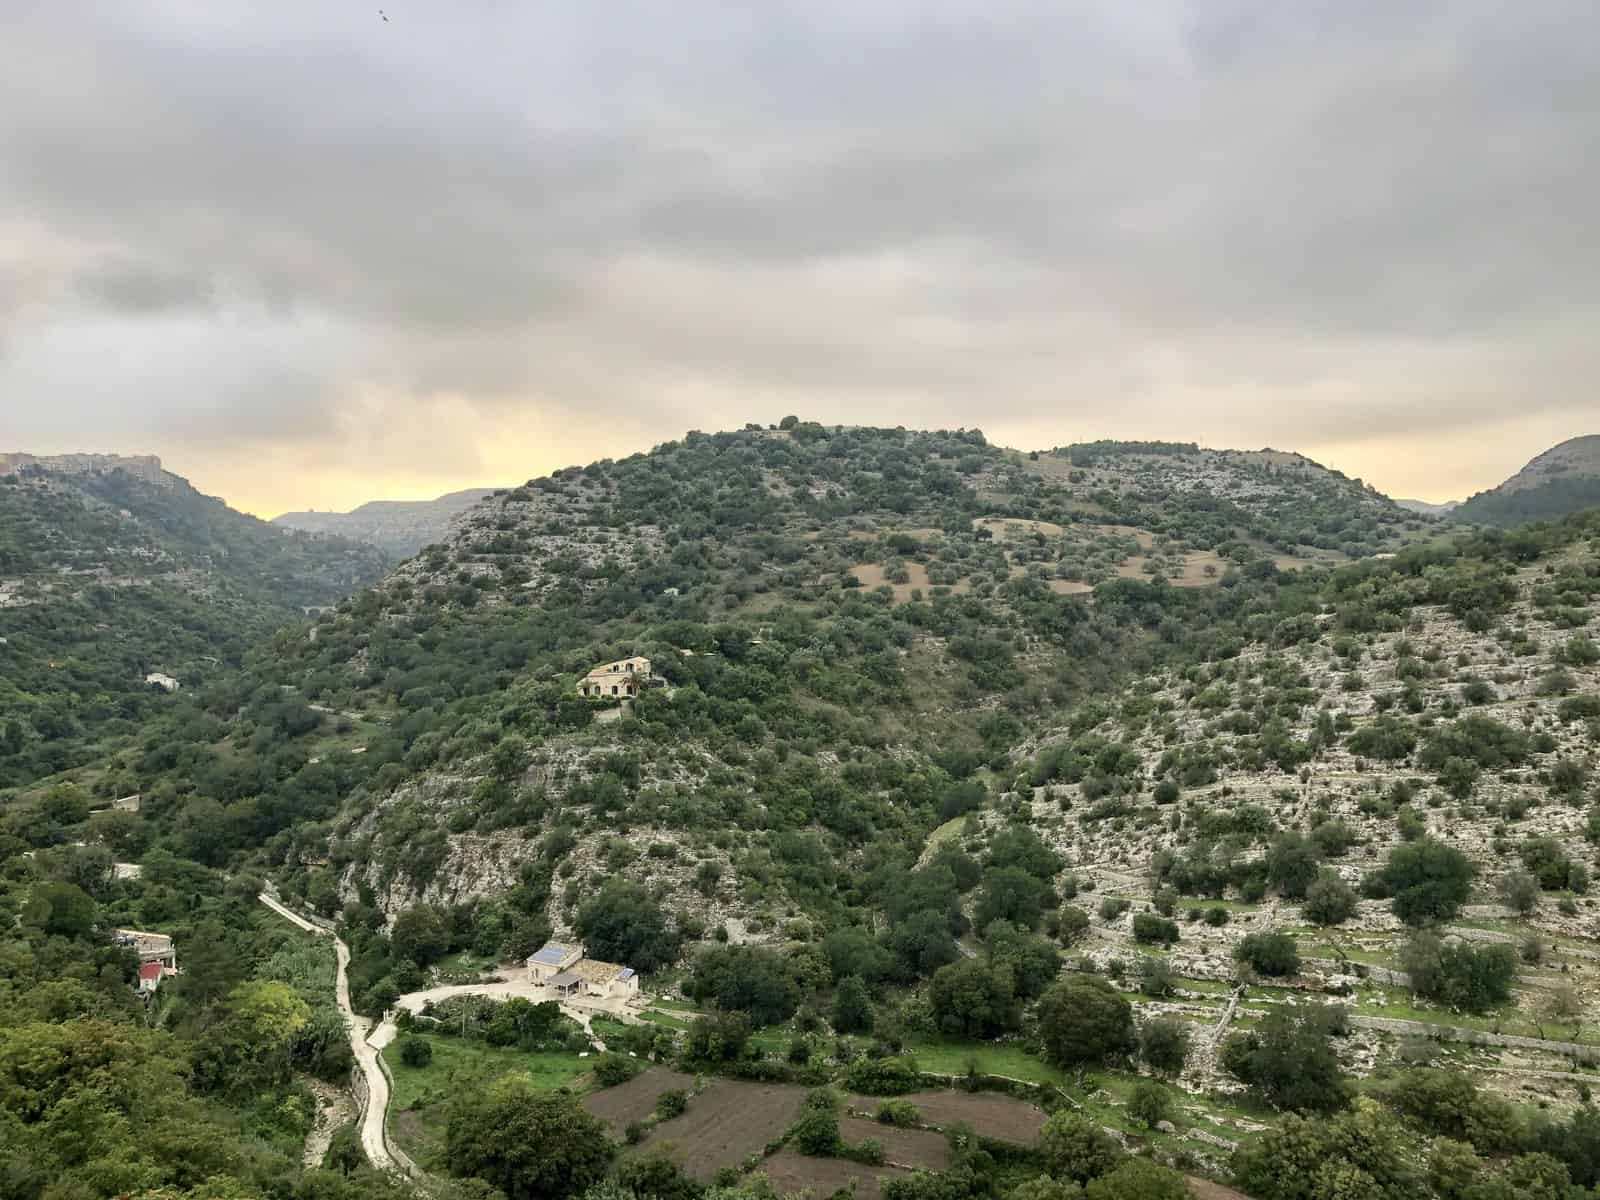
[528,942,578,966]
[137,962,163,982]
[573,959,623,985]
[618,968,636,981]
[582,656,651,679]
[548,972,581,988]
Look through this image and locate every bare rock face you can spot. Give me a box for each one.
[0,451,170,486]
[1495,435,1600,495]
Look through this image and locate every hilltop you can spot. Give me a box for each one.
[1451,435,1600,526]
[273,487,499,558]
[0,453,389,787]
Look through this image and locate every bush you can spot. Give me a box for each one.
[1137,956,1174,998]
[1303,872,1358,926]
[592,1053,642,1087]
[1037,976,1136,1068]
[1139,1017,1190,1077]
[1235,931,1301,977]
[655,1089,688,1119]
[1378,1068,1524,1153]
[1058,905,1091,943]
[928,959,1018,1038]
[876,1098,922,1127]
[791,1107,841,1155]
[398,1036,433,1068]
[1221,1006,1350,1114]
[1400,933,1517,1013]
[1038,1111,1123,1184]
[845,1055,921,1095]
[1131,913,1179,946]
[1127,1081,1171,1129]
[1499,869,1541,915]
[1367,838,1475,925]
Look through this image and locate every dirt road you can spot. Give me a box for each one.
[256,892,405,1175]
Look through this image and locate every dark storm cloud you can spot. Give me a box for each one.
[2,0,1597,510]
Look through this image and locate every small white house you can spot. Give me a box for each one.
[526,942,584,982]
[144,672,180,692]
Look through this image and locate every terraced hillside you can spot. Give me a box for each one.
[1008,530,1600,1115]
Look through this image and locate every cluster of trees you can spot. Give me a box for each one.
[1236,1077,1600,1200]
[0,836,419,1200]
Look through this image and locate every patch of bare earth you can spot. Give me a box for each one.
[582,1067,696,1134]
[1186,1176,1254,1200]
[757,1152,913,1200]
[839,1117,950,1169]
[639,1079,808,1180]
[849,1090,1047,1145]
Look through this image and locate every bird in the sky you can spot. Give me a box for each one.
[379,9,388,20]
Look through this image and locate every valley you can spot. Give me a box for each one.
[4,423,1600,1200]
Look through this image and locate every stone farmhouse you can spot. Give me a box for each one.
[525,941,640,1000]
[114,928,177,995]
[577,655,661,700]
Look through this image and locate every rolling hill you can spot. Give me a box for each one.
[8,423,1600,1199]
[1451,435,1600,526]
[273,487,499,558]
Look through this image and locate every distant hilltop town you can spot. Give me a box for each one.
[0,452,170,486]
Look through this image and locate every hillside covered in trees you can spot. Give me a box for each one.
[0,458,389,788]
[7,423,1600,1200]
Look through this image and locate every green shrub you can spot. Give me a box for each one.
[655,1089,688,1119]
[1131,913,1179,945]
[592,1053,643,1087]
[876,1099,921,1127]
[1235,931,1301,977]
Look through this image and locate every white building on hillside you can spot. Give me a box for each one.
[577,656,660,699]
[525,941,640,1000]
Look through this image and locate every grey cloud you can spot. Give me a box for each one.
[76,259,214,315]
[2,0,1598,507]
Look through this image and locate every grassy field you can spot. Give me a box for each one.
[383,1031,593,1113]
[900,1037,1068,1086]
[382,1031,595,1162]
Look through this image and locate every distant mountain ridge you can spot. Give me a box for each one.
[1450,434,1600,526]
[273,488,498,557]
[1395,498,1459,517]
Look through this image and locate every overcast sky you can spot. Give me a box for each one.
[3,2,1597,515]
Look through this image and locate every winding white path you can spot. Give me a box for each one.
[257,892,404,1174]
[259,891,648,1179]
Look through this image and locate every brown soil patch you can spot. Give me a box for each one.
[850,562,970,604]
[639,1079,808,1180]
[839,1117,950,1170]
[582,1067,696,1133]
[1048,579,1094,596]
[757,1151,912,1200]
[1171,550,1226,587]
[1186,1176,1254,1200]
[849,1090,1047,1145]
